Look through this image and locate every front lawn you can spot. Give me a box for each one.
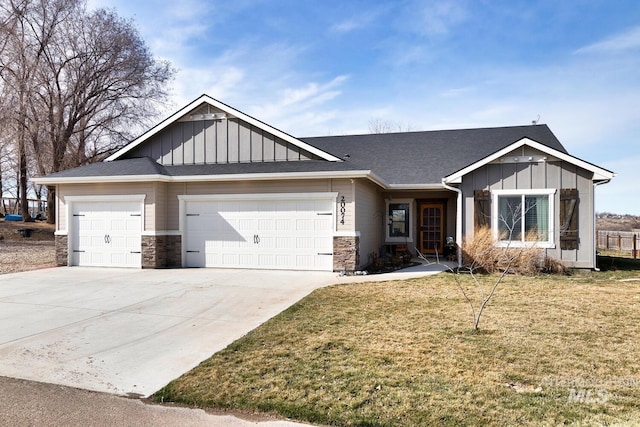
[153,267,640,426]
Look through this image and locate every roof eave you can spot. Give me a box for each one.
[31,170,388,186]
[386,183,446,190]
[32,174,172,185]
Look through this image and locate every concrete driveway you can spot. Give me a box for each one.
[0,261,448,401]
[0,267,338,397]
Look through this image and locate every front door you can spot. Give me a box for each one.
[419,202,444,255]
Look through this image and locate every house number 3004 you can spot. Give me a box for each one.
[339,196,346,225]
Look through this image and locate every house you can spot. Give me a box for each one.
[33,94,614,271]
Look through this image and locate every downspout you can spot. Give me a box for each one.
[442,179,463,268]
[593,180,611,271]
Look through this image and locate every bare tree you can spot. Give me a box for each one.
[449,200,544,331]
[0,0,174,223]
[368,118,417,134]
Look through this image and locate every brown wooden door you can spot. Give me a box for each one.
[419,203,443,254]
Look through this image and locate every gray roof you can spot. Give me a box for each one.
[44,157,170,178]
[41,124,567,185]
[302,124,566,185]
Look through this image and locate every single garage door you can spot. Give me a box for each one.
[184,196,334,271]
[71,201,142,267]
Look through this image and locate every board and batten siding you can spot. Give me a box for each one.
[125,116,319,166]
[56,183,156,232]
[461,159,595,268]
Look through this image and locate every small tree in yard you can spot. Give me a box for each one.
[449,200,558,331]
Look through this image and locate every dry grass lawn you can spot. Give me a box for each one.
[154,267,640,426]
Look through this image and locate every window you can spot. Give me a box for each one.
[491,189,555,247]
[386,199,414,242]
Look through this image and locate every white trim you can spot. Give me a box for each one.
[33,174,172,185]
[105,94,342,162]
[385,198,415,243]
[141,230,182,236]
[32,170,389,186]
[64,194,147,203]
[178,192,339,202]
[333,231,361,237]
[442,179,463,267]
[491,188,556,248]
[387,183,446,190]
[444,138,615,183]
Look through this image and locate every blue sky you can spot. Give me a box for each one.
[88,0,640,214]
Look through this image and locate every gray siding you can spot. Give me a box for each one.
[125,116,320,165]
[354,180,383,269]
[461,159,596,268]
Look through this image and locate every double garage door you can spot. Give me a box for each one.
[71,201,142,268]
[183,196,335,271]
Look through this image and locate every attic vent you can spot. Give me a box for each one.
[188,112,226,121]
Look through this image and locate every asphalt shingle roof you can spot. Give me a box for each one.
[45,157,170,178]
[302,124,566,185]
[41,124,566,185]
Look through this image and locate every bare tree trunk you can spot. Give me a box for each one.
[19,139,28,220]
[46,185,55,224]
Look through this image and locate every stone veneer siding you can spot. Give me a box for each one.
[55,234,68,266]
[333,235,360,272]
[165,235,182,267]
[142,235,182,268]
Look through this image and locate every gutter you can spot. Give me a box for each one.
[441,179,463,268]
[32,170,386,186]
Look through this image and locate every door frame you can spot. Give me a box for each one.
[418,199,447,255]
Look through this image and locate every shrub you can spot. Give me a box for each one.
[462,227,567,276]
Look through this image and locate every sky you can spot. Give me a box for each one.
[87,0,640,215]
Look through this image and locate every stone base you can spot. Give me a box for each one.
[166,235,182,267]
[142,235,182,268]
[55,235,68,266]
[333,235,360,272]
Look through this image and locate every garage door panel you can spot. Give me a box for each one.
[184,196,334,271]
[72,201,142,268]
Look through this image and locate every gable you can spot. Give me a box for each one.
[107,95,341,165]
[122,102,322,165]
[444,138,614,184]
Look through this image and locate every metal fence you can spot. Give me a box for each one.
[596,230,639,258]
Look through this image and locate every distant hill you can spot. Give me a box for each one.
[596,213,640,231]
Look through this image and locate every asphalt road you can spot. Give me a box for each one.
[0,376,314,427]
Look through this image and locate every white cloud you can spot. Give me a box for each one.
[574,26,640,55]
[247,75,350,134]
[281,75,348,106]
[330,7,388,34]
[406,0,468,37]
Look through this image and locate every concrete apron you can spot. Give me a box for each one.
[0,262,448,398]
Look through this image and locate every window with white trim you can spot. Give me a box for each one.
[385,199,414,242]
[491,189,555,247]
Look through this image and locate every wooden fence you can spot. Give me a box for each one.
[596,230,639,259]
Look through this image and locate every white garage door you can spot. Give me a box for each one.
[71,201,142,267]
[184,196,334,271]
